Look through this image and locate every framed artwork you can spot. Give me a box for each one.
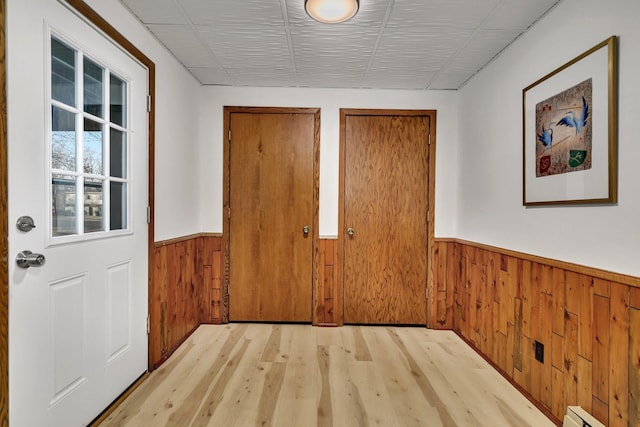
[522,36,618,206]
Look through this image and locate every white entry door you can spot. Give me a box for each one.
[8,1,148,425]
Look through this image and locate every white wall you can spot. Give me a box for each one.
[197,86,459,238]
[458,0,640,276]
[84,0,203,241]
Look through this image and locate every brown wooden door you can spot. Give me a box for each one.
[343,113,429,324]
[229,110,315,322]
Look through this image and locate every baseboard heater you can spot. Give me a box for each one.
[562,406,604,427]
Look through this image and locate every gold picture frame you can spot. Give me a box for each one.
[522,36,618,206]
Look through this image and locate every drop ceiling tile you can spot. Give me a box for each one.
[120,0,188,25]
[483,0,561,30]
[196,25,292,68]
[363,76,433,90]
[428,72,474,89]
[385,0,501,29]
[223,67,298,87]
[291,25,378,71]
[370,27,475,71]
[445,28,523,72]
[147,24,218,67]
[178,0,285,26]
[188,67,233,85]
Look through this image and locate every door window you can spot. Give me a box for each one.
[49,36,129,242]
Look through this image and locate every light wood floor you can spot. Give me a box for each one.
[100,324,555,427]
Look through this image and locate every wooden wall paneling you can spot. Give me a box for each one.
[151,235,223,368]
[551,332,564,372]
[529,263,543,402]
[200,236,223,324]
[453,243,464,332]
[314,239,325,324]
[211,250,222,322]
[444,242,455,328]
[592,396,609,426]
[592,294,610,404]
[629,307,640,426]
[577,356,593,412]
[608,282,629,427]
[481,251,496,356]
[513,297,524,380]
[540,292,554,409]
[197,238,206,321]
[433,242,448,328]
[332,237,343,326]
[316,239,339,326]
[564,312,579,407]
[630,287,640,310]
[551,367,565,419]
[470,248,481,345]
[438,238,640,427]
[565,271,580,315]
[521,260,532,339]
[551,333,565,419]
[496,256,508,336]
[203,265,212,321]
[150,246,166,368]
[506,322,515,378]
[578,276,594,361]
[552,268,565,336]
[594,278,611,298]
[505,257,518,377]
[323,239,335,324]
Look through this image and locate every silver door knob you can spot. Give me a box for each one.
[16,250,46,269]
[303,225,310,235]
[347,227,355,237]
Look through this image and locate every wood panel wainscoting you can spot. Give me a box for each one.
[150,233,223,369]
[432,238,640,427]
[316,239,342,326]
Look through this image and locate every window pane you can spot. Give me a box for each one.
[110,75,126,127]
[51,38,76,106]
[84,179,103,233]
[51,106,76,171]
[83,118,103,175]
[83,58,103,117]
[110,182,127,230]
[110,128,127,178]
[52,174,77,236]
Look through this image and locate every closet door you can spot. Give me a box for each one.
[343,111,430,324]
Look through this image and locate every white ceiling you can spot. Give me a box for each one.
[119,0,561,90]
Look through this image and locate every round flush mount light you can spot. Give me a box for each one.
[305,0,359,24]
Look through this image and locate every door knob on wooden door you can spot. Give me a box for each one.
[303,225,310,235]
[347,227,355,237]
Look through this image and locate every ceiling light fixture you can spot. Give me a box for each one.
[305,0,359,24]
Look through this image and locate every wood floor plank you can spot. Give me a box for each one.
[100,324,556,427]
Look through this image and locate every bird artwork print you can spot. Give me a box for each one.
[537,123,553,148]
[534,78,592,178]
[556,96,589,135]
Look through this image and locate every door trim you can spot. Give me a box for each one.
[1,1,157,423]
[223,106,320,324]
[338,109,437,327]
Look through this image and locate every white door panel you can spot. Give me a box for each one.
[8,0,148,425]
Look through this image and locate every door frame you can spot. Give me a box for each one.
[223,106,320,324]
[338,109,438,327]
[0,1,157,423]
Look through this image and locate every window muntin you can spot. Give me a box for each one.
[50,36,130,241]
